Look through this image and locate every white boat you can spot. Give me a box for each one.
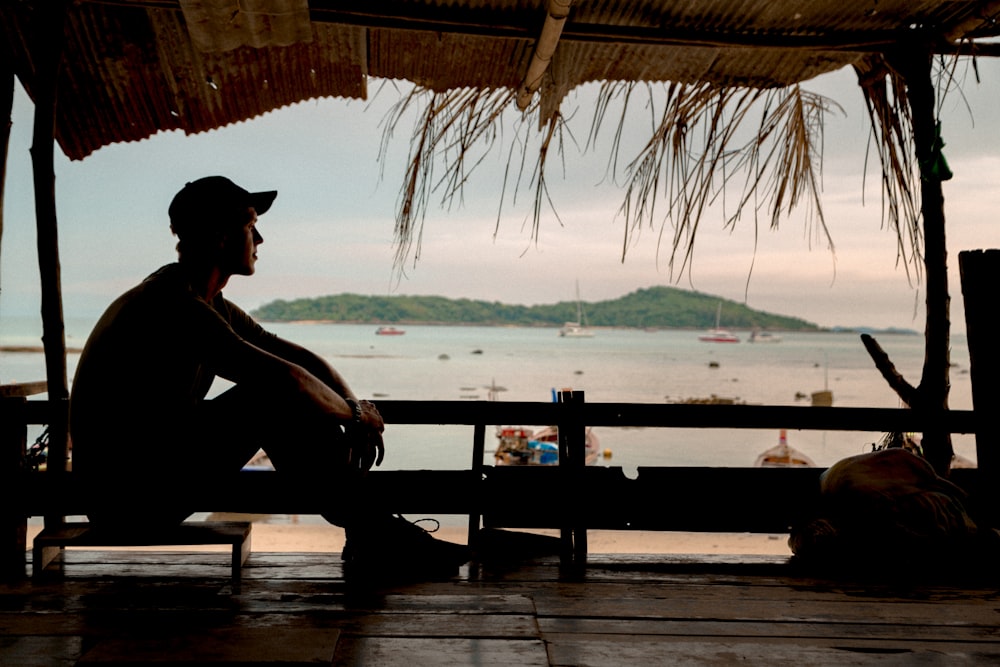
[559,322,594,338]
[748,328,781,343]
[699,303,739,343]
[375,325,405,335]
[494,425,601,466]
[559,281,595,337]
[754,429,815,467]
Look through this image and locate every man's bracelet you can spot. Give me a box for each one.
[344,398,364,426]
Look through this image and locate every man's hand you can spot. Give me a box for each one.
[358,399,384,433]
[345,424,385,472]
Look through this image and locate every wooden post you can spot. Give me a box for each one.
[959,249,1000,525]
[557,389,587,565]
[467,422,486,550]
[892,44,954,477]
[29,1,72,486]
[0,396,27,579]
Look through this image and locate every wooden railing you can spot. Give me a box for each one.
[1,392,986,573]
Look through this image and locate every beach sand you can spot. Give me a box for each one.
[27,518,793,556]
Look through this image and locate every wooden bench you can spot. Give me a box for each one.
[2,387,259,580]
[33,520,252,580]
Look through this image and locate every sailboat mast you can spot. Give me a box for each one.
[576,281,583,324]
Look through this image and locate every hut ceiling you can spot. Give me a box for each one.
[2,0,1000,161]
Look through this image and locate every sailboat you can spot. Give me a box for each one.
[698,302,739,343]
[559,281,595,338]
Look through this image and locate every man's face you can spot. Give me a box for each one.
[220,207,263,276]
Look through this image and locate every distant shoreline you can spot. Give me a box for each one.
[0,345,84,353]
[256,320,919,336]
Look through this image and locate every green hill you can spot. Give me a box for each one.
[251,286,820,330]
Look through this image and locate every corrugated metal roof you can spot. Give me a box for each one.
[3,0,999,160]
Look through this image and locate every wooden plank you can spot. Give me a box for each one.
[0,636,83,667]
[331,637,549,666]
[0,381,48,398]
[14,398,981,434]
[76,627,340,665]
[544,635,1000,666]
[539,617,1000,642]
[530,589,999,626]
[373,400,979,434]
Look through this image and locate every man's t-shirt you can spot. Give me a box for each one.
[69,263,276,475]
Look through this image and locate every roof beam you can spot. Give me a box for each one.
[517,0,571,111]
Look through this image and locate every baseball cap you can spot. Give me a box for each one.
[168,176,277,237]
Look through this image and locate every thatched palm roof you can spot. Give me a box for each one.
[3,1,998,162]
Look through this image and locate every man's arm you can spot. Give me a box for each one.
[256,335,354,399]
[219,300,383,432]
[262,336,382,426]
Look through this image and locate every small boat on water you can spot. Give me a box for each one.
[494,425,601,466]
[748,328,782,343]
[375,325,405,336]
[699,303,739,343]
[559,281,595,338]
[559,322,594,338]
[754,429,815,467]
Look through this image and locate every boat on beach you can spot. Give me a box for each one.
[375,325,405,335]
[494,425,602,466]
[754,429,815,467]
[699,303,739,343]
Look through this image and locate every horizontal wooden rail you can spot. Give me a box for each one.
[4,466,984,534]
[17,399,980,433]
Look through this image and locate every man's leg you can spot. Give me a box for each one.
[200,386,470,580]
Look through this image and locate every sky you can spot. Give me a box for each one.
[2,58,999,334]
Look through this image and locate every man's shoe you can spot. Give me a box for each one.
[342,515,470,582]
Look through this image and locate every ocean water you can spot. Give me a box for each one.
[1,316,977,474]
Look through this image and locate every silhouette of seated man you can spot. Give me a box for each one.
[69,176,468,580]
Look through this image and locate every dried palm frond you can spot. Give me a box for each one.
[382,84,576,274]
[381,68,938,279]
[379,86,517,272]
[595,81,838,278]
[855,56,923,283]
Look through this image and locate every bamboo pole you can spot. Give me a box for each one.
[517,0,572,111]
[29,1,72,478]
[0,41,12,350]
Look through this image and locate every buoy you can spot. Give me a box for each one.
[603,448,613,459]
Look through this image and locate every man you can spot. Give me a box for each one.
[69,175,468,580]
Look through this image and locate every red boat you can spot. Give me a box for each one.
[699,303,739,343]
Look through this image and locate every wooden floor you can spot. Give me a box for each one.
[2,538,1000,665]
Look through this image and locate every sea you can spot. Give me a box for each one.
[1,315,978,474]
